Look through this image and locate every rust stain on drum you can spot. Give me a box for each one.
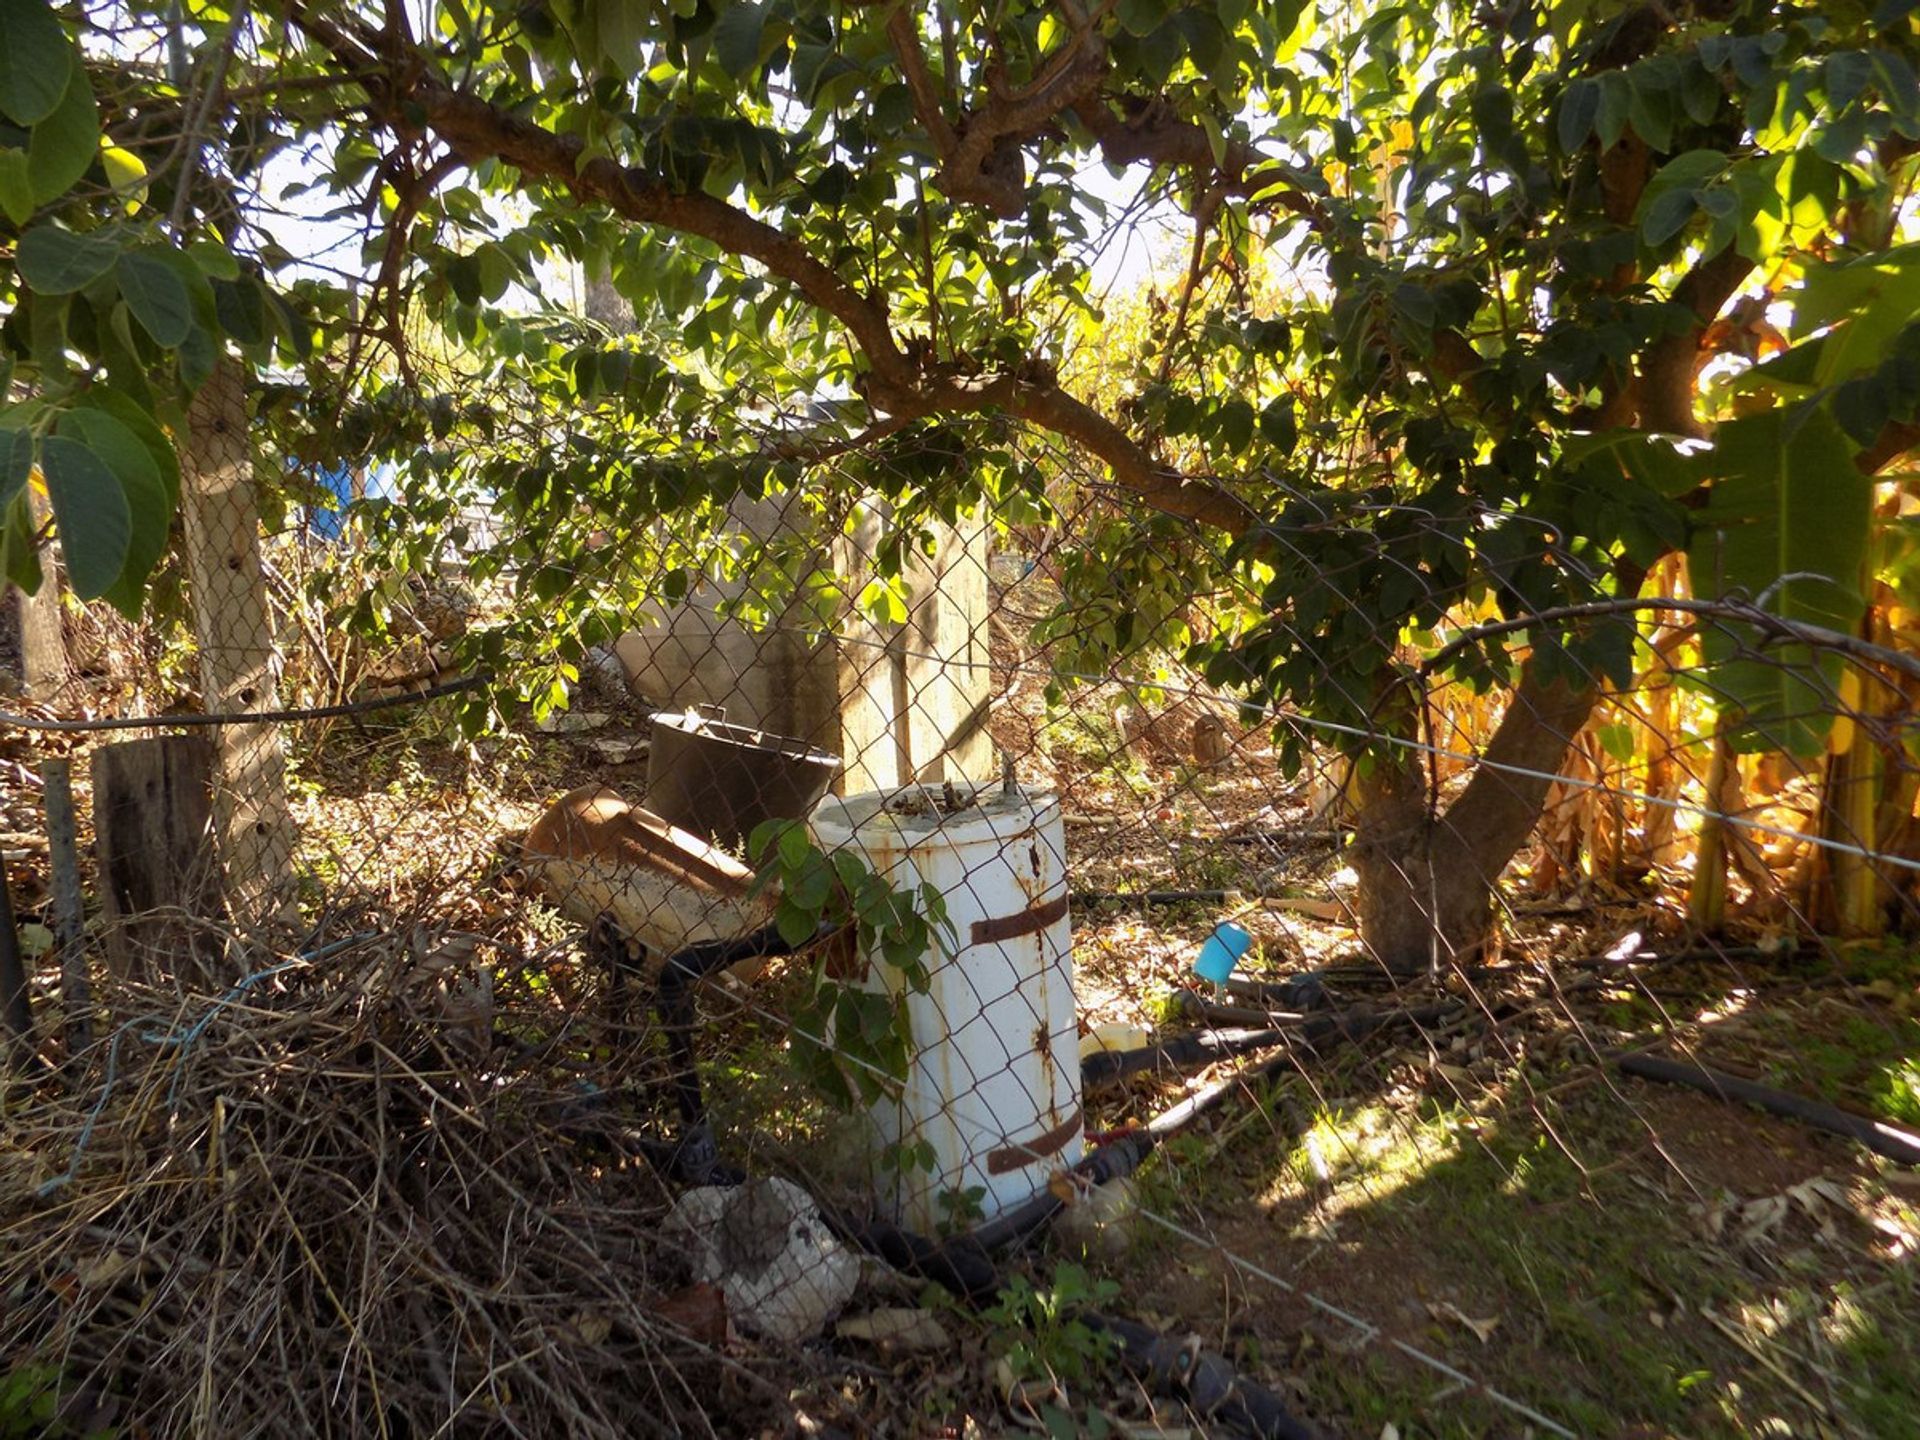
[971,893,1068,945]
[985,1105,1084,1174]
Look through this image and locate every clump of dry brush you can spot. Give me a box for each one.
[0,929,775,1438]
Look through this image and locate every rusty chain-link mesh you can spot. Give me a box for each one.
[0,428,1916,1439]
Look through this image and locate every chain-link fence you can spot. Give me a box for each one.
[0,431,1917,1439]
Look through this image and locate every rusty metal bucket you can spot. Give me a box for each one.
[645,707,841,851]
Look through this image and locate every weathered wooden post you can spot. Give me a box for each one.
[179,361,295,916]
[91,735,224,986]
[40,759,91,1050]
[15,493,71,700]
[0,861,32,1070]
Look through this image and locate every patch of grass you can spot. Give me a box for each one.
[1833,938,1920,986]
[1870,1059,1920,1126]
[1131,1131,1235,1218]
[1044,700,1149,785]
[1132,1081,1920,1438]
[1791,1010,1920,1120]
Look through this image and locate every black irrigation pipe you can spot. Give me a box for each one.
[0,671,491,733]
[1180,994,1312,1029]
[1087,1000,1459,1090]
[1086,1311,1324,1440]
[1620,1054,1920,1167]
[1223,972,1332,1009]
[1082,1026,1296,1086]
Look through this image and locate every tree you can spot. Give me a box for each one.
[8,0,1920,968]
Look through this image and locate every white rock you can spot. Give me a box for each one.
[1054,1176,1139,1260]
[666,1178,859,1343]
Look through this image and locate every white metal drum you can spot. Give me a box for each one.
[811,785,1082,1229]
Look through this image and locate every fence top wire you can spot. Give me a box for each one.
[0,671,490,733]
[762,616,1920,880]
[22,588,1909,877]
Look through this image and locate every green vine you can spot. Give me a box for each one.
[749,819,952,1110]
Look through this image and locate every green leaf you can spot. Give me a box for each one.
[213,276,266,345]
[1649,148,1731,188]
[39,433,131,599]
[1626,56,1678,152]
[1595,70,1631,150]
[775,897,816,948]
[1640,187,1697,247]
[187,239,240,280]
[116,250,193,346]
[0,0,76,127]
[25,64,97,203]
[16,223,121,293]
[0,489,43,593]
[712,1,765,77]
[1557,78,1599,152]
[0,145,31,224]
[1826,50,1873,110]
[777,821,811,869]
[1260,397,1298,454]
[1690,405,1871,753]
[1116,0,1166,36]
[788,857,831,911]
[0,424,32,510]
[1217,398,1255,454]
[83,387,179,505]
[56,406,171,615]
[26,290,67,369]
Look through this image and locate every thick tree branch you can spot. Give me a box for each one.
[1002,384,1258,534]
[884,7,957,157]
[287,3,1254,540]
[1639,245,1755,438]
[1075,96,1331,232]
[291,4,907,370]
[944,35,1108,216]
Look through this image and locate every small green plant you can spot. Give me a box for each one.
[1875,1060,1920,1126]
[935,1183,988,1235]
[981,1263,1123,1389]
[749,819,952,1109]
[0,1365,108,1439]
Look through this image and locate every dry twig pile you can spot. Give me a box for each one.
[0,934,764,1438]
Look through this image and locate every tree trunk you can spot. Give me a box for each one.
[180,360,295,918]
[16,491,70,698]
[583,259,634,331]
[1351,665,1599,973]
[1688,727,1734,933]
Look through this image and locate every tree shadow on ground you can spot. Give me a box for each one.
[1086,956,1920,1439]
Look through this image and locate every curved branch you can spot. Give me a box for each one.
[1418,594,1920,685]
[884,7,957,157]
[286,4,1254,542]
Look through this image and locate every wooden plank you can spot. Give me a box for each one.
[91,736,224,986]
[40,759,91,1050]
[179,360,294,916]
[0,861,32,1069]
